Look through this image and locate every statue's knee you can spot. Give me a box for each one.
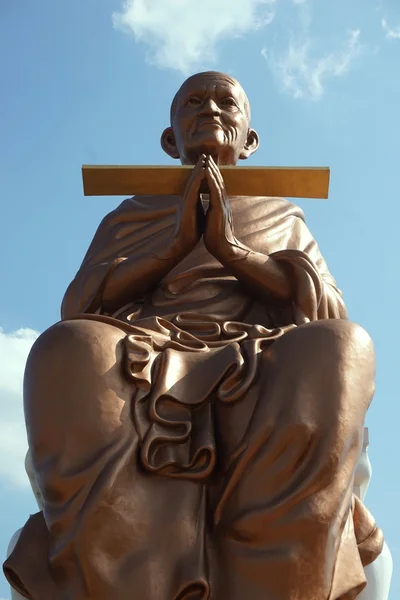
[313,319,374,356]
[24,321,76,401]
[24,319,128,424]
[27,320,91,375]
[25,320,131,469]
[278,319,374,376]
[267,320,375,440]
[303,321,375,427]
[310,320,375,383]
[26,319,125,382]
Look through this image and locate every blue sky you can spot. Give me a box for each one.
[0,0,399,597]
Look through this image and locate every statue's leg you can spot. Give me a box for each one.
[19,319,207,600]
[23,319,136,596]
[212,319,378,600]
[25,319,132,477]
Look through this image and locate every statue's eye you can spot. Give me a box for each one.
[185,97,202,106]
[220,97,237,108]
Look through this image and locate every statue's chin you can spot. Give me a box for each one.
[188,129,227,155]
[182,137,237,166]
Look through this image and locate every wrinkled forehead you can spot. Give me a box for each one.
[170,72,250,122]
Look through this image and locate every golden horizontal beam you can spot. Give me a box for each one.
[82,165,330,199]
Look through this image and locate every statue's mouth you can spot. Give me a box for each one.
[196,120,223,129]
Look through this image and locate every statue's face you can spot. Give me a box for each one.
[163,73,258,165]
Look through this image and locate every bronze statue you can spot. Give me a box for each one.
[4,71,384,600]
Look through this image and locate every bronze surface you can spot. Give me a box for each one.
[4,71,383,600]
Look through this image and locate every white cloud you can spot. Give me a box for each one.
[263,29,363,101]
[112,0,276,73]
[0,328,40,487]
[382,18,400,40]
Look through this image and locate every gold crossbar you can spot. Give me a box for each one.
[82,165,330,199]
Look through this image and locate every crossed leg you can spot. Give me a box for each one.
[211,320,379,600]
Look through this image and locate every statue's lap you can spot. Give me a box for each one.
[6,315,381,600]
[25,316,374,451]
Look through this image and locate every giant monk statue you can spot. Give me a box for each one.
[4,71,384,600]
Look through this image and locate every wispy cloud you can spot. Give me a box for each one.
[263,29,363,101]
[382,18,400,40]
[113,0,365,101]
[112,0,276,74]
[0,327,40,488]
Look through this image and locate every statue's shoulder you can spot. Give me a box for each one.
[234,196,306,222]
[118,195,179,209]
[265,196,305,219]
[107,195,161,215]
[100,195,178,227]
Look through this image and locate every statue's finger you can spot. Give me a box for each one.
[208,156,225,190]
[186,161,206,198]
[205,166,223,204]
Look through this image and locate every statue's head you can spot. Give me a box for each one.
[161,71,259,166]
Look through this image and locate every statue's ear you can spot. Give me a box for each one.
[239,128,259,160]
[161,127,180,159]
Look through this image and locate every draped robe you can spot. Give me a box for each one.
[4,195,383,600]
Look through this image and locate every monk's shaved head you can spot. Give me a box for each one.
[170,71,251,125]
[162,70,258,164]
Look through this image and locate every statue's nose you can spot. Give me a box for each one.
[199,98,221,117]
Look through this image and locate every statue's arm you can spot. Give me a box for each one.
[214,246,293,302]
[102,158,211,314]
[62,159,207,320]
[100,250,185,315]
[205,204,346,323]
[212,220,347,322]
[62,229,196,320]
[203,158,346,321]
